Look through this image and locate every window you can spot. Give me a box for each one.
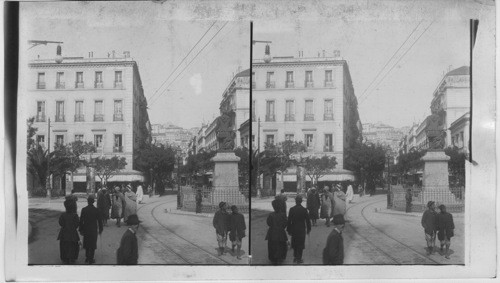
[36,135,45,147]
[76,72,84,88]
[37,73,45,89]
[304,100,314,121]
[325,70,333,87]
[56,135,64,145]
[94,134,103,148]
[75,134,84,142]
[266,135,275,145]
[75,101,84,122]
[305,71,313,87]
[286,71,294,88]
[94,100,104,121]
[324,99,333,120]
[266,72,275,88]
[266,100,275,122]
[114,100,123,121]
[95,71,103,88]
[55,101,65,122]
[114,134,123,152]
[305,134,314,148]
[36,101,46,122]
[114,71,123,88]
[324,134,333,152]
[56,72,65,89]
[285,134,294,141]
[285,100,295,121]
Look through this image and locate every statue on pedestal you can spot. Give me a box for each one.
[426,114,446,150]
[216,111,236,151]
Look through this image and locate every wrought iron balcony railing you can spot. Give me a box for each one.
[74,114,85,122]
[55,115,65,122]
[36,113,46,122]
[324,113,334,120]
[304,113,315,121]
[56,82,65,89]
[37,82,46,89]
[75,82,84,89]
[286,81,294,88]
[324,145,333,152]
[114,81,123,89]
[305,81,314,88]
[324,81,334,87]
[285,114,295,121]
[113,146,123,153]
[266,81,275,89]
[113,113,123,121]
[94,114,104,122]
[265,114,276,122]
[95,82,104,88]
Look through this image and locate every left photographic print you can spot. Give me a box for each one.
[20,1,250,265]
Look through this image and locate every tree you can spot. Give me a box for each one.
[445,146,466,187]
[94,156,127,186]
[234,146,250,188]
[345,142,386,195]
[27,117,37,151]
[303,155,337,185]
[135,144,176,195]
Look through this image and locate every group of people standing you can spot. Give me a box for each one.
[212,202,247,260]
[57,183,144,265]
[266,184,351,265]
[421,201,455,259]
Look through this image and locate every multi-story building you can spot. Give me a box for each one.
[238,119,250,148]
[205,118,219,152]
[28,51,151,193]
[449,112,470,154]
[430,66,470,146]
[219,68,250,148]
[362,122,407,155]
[252,48,361,188]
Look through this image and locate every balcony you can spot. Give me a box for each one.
[304,113,315,121]
[113,113,123,121]
[285,81,295,88]
[36,113,46,122]
[56,82,65,89]
[55,115,65,122]
[285,114,295,121]
[266,81,276,89]
[113,146,123,153]
[37,82,46,89]
[95,82,104,88]
[324,81,334,87]
[252,82,256,89]
[265,114,275,122]
[114,81,123,89]
[324,145,333,152]
[74,114,85,122]
[75,82,84,89]
[94,114,104,122]
[305,81,314,88]
[324,113,334,120]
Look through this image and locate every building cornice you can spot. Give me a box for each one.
[29,60,136,69]
[253,60,346,68]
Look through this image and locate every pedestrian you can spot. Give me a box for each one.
[79,195,103,264]
[65,189,79,212]
[97,186,111,226]
[195,188,203,214]
[320,187,332,227]
[287,195,311,264]
[405,188,413,213]
[306,187,321,226]
[421,201,437,255]
[322,214,345,265]
[275,189,288,215]
[228,205,246,260]
[136,184,144,204]
[265,199,288,264]
[123,185,137,224]
[436,204,455,259]
[117,214,141,265]
[332,185,347,217]
[213,202,229,256]
[111,186,126,227]
[346,182,354,204]
[58,199,80,264]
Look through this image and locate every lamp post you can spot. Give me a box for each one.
[386,150,393,209]
[176,148,182,209]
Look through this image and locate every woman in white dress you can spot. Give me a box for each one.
[346,182,354,204]
[136,184,144,204]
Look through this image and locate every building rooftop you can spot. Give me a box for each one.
[253,56,345,65]
[234,69,250,78]
[29,56,136,66]
[445,66,469,77]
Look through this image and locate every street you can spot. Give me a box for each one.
[29,195,249,265]
[250,194,464,265]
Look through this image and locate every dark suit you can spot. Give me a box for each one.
[287,203,311,261]
[323,229,344,265]
[117,229,138,265]
[79,204,103,263]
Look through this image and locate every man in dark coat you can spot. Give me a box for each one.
[421,201,437,255]
[79,195,103,264]
[213,202,230,256]
[275,189,287,215]
[306,187,321,226]
[323,214,345,265]
[287,195,311,264]
[117,214,140,265]
[436,204,455,259]
[228,205,246,260]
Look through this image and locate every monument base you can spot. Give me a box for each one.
[211,151,247,206]
[421,150,461,206]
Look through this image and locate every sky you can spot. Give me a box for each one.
[253,10,469,129]
[20,2,250,129]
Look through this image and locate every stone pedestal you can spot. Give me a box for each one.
[421,150,461,205]
[211,151,247,205]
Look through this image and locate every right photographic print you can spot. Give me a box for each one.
[250,16,470,265]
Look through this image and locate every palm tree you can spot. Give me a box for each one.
[27,145,49,196]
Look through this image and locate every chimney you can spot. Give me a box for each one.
[124,51,130,58]
[55,45,63,63]
[334,50,341,58]
[112,50,116,58]
[263,44,271,63]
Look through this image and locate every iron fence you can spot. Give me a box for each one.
[180,185,249,213]
[391,185,465,213]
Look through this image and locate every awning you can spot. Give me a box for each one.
[71,170,144,182]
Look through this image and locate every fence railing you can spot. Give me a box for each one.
[390,185,465,213]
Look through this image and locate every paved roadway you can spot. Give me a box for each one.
[250,194,464,265]
[28,195,249,265]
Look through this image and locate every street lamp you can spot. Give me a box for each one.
[176,148,182,209]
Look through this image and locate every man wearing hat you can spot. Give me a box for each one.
[322,214,345,265]
[287,195,311,264]
[421,201,437,255]
[213,202,230,256]
[79,195,103,264]
[117,214,140,265]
